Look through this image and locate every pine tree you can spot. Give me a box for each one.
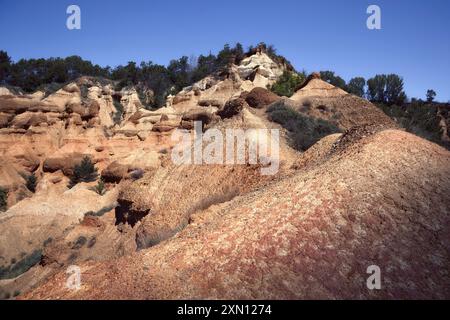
[69,156,98,188]
[26,173,37,193]
[93,178,106,195]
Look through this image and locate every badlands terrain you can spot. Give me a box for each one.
[0,48,449,299]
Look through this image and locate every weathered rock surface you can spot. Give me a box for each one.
[0,184,118,280]
[21,130,450,299]
[244,87,280,109]
[273,75,396,131]
[217,98,247,119]
[166,52,288,117]
[118,106,300,250]
[1,51,449,300]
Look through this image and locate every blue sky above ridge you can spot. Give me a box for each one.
[0,0,449,101]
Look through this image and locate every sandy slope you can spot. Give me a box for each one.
[22,129,450,299]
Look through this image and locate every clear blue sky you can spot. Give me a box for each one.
[1,0,449,101]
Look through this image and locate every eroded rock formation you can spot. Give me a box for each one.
[0,52,448,300]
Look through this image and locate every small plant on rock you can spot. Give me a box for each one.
[93,178,106,195]
[267,102,341,151]
[0,187,8,212]
[270,71,305,97]
[69,156,98,188]
[26,173,37,193]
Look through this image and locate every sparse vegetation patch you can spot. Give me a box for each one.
[267,102,341,151]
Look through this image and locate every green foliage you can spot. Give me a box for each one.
[38,82,65,98]
[367,74,406,105]
[79,84,89,99]
[3,47,414,116]
[385,74,406,105]
[0,50,12,83]
[347,77,366,97]
[234,42,245,65]
[251,42,294,69]
[191,54,217,82]
[133,62,172,108]
[72,236,87,249]
[168,56,191,92]
[69,156,98,188]
[216,43,246,69]
[270,71,305,97]
[267,102,341,151]
[93,178,106,195]
[426,89,436,103]
[267,103,299,123]
[0,249,42,280]
[0,43,281,109]
[137,89,151,110]
[112,98,124,124]
[8,55,108,92]
[376,101,448,148]
[367,74,386,102]
[216,43,234,68]
[0,187,8,212]
[109,43,249,108]
[25,173,37,193]
[320,71,347,90]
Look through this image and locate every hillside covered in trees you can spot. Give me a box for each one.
[0,40,449,301]
[0,43,419,107]
[0,43,448,149]
[0,43,290,108]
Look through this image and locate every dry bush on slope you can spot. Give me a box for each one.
[267,101,341,151]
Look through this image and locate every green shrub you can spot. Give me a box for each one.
[79,84,89,99]
[347,77,366,97]
[137,89,151,110]
[376,102,448,148]
[267,103,299,124]
[92,178,106,195]
[320,71,347,91]
[84,204,116,217]
[43,237,53,247]
[72,236,87,250]
[112,98,124,124]
[267,103,341,151]
[426,89,436,103]
[0,187,8,212]
[69,156,98,188]
[0,249,42,279]
[68,252,78,263]
[26,173,37,193]
[39,82,64,98]
[270,71,305,97]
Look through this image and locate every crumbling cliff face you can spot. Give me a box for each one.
[21,129,450,300]
[0,51,292,297]
[1,51,449,300]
